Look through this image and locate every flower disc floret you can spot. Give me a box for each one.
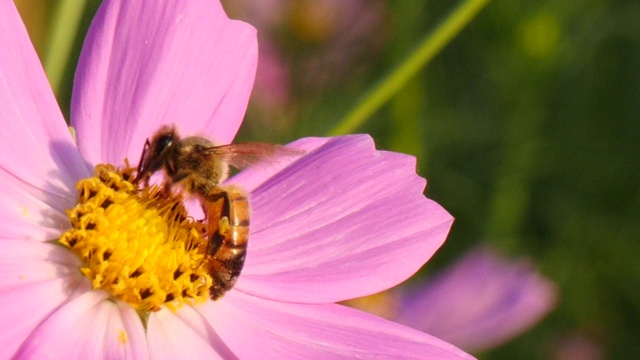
[58,164,212,312]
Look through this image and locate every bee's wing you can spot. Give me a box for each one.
[200,143,305,170]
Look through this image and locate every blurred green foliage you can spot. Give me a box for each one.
[16,0,640,358]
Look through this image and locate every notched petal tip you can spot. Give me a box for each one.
[235,135,453,303]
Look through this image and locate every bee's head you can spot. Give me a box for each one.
[134,126,178,185]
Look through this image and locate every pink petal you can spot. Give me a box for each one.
[201,291,473,359]
[0,240,86,358]
[0,173,72,241]
[15,291,148,359]
[396,248,558,352]
[228,136,330,191]
[72,0,258,167]
[0,1,88,239]
[0,239,81,288]
[234,135,453,303]
[146,306,235,359]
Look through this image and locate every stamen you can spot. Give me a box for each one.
[59,164,212,312]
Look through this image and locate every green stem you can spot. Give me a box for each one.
[329,0,491,136]
[43,0,89,96]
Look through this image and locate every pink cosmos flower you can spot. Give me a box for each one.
[0,0,471,358]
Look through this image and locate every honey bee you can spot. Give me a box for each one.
[134,125,301,299]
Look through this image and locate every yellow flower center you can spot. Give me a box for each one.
[58,164,212,313]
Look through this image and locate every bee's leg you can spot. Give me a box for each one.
[159,181,173,198]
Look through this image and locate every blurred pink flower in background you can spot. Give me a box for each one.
[553,333,604,360]
[223,0,389,127]
[281,0,390,90]
[397,248,558,352]
[347,248,558,354]
[251,39,291,113]
[0,0,473,358]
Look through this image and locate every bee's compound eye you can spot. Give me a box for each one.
[154,134,173,155]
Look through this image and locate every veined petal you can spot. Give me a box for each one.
[147,306,235,360]
[201,291,473,359]
[396,248,558,352]
[234,135,453,303]
[72,0,258,167]
[0,1,88,224]
[14,291,148,359]
[0,172,71,241]
[0,240,85,358]
[0,239,81,288]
